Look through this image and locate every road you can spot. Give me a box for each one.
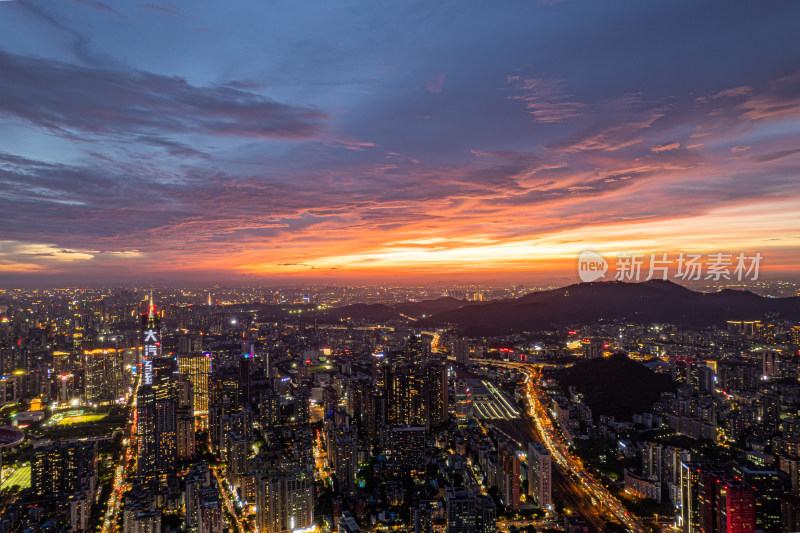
[496,518,562,531]
[212,465,253,533]
[472,358,647,533]
[552,467,605,530]
[101,383,139,533]
[486,403,606,531]
[100,379,258,533]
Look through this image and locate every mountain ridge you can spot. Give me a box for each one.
[414,280,800,335]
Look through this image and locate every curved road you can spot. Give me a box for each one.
[471,358,647,533]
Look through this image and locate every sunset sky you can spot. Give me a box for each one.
[1,1,799,286]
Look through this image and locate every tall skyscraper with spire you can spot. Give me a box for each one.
[136,296,178,487]
[141,291,159,386]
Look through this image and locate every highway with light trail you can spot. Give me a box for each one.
[470,358,647,533]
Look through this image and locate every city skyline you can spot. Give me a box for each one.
[2,281,797,533]
[1,1,799,286]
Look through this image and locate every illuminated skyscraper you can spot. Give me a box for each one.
[210,373,240,412]
[408,333,431,371]
[176,376,194,410]
[197,488,223,533]
[140,295,160,386]
[327,427,358,495]
[295,386,310,424]
[178,354,211,417]
[454,378,472,421]
[643,442,663,481]
[185,462,212,530]
[412,501,435,533]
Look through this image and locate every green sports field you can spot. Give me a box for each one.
[2,465,31,490]
[57,413,107,425]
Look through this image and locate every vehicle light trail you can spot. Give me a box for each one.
[471,358,647,533]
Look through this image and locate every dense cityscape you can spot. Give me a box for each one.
[0,282,797,533]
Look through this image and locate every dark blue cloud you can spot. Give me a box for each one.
[0,50,327,140]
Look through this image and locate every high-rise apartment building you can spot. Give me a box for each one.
[239,354,252,406]
[197,487,223,533]
[689,466,758,533]
[386,425,426,476]
[31,441,97,497]
[527,442,551,509]
[446,487,476,533]
[84,348,125,404]
[210,373,240,412]
[185,462,213,530]
[425,359,449,430]
[643,442,663,481]
[475,496,496,533]
[256,470,314,533]
[295,386,310,425]
[412,501,436,533]
[177,407,195,459]
[498,440,521,510]
[124,511,162,533]
[386,363,425,427]
[328,429,358,495]
[452,338,469,366]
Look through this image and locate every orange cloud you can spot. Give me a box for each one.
[651,142,680,152]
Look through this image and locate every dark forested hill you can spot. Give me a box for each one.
[553,354,677,420]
